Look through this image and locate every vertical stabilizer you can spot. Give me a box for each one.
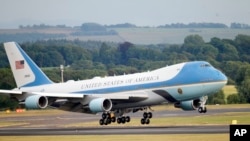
[3,42,53,88]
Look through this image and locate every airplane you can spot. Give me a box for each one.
[0,42,227,125]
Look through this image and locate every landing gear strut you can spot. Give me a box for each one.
[198,96,208,113]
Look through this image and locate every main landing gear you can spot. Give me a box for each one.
[99,109,154,125]
[140,112,153,125]
[99,112,131,125]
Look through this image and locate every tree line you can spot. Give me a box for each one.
[1,34,250,109]
[19,22,250,29]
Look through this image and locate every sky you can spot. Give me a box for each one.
[0,0,250,28]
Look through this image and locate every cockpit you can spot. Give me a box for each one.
[200,63,211,68]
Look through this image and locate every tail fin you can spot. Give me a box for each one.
[3,42,53,88]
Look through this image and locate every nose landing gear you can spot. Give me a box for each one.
[198,96,208,113]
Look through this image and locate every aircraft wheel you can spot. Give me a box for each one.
[198,107,203,113]
[107,117,112,124]
[99,119,104,125]
[117,118,121,124]
[203,107,207,113]
[102,113,107,119]
[145,118,150,124]
[143,112,148,118]
[141,118,145,124]
[121,116,126,124]
[148,112,153,118]
[198,107,207,113]
[107,113,111,118]
[125,116,130,122]
[111,117,116,122]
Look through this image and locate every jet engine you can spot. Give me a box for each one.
[174,99,200,111]
[25,95,48,109]
[89,98,112,113]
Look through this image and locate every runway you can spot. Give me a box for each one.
[0,125,228,135]
[0,106,249,135]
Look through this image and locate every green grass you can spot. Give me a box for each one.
[113,28,250,44]
[1,27,250,44]
[0,134,229,141]
[0,109,65,117]
[65,111,250,128]
[223,85,238,96]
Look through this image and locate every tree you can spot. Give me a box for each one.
[227,94,240,104]
[0,68,16,89]
[118,42,134,64]
[184,34,205,45]
[234,34,250,62]
[235,64,250,103]
[207,90,226,104]
[99,43,117,65]
[0,95,19,110]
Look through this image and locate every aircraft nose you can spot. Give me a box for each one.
[217,70,228,83]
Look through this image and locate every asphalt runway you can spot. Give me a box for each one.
[0,107,249,135]
[0,125,228,135]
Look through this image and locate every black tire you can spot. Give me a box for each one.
[198,107,203,113]
[203,107,207,113]
[107,117,111,124]
[99,119,104,125]
[141,118,145,124]
[148,112,153,118]
[145,118,150,124]
[111,117,116,122]
[104,119,108,125]
[107,113,111,118]
[121,116,126,124]
[117,118,121,124]
[125,116,130,122]
[143,112,148,118]
[102,113,107,119]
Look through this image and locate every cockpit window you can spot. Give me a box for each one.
[200,64,211,67]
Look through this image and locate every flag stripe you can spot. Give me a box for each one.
[15,60,25,69]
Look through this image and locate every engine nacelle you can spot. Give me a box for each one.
[89,98,112,113]
[25,95,48,109]
[174,99,200,111]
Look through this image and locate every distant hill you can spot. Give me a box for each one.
[1,22,250,44]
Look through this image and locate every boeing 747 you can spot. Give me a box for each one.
[0,42,227,125]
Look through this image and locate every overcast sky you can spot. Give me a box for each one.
[1,0,250,28]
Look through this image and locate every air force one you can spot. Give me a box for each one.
[0,42,227,125]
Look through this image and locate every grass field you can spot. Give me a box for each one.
[222,85,238,103]
[1,27,250,44]
[0,134,229,141]
[223,85,237,96]
[112,28,250,44]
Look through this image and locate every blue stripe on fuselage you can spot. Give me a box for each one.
[74,61,227,94]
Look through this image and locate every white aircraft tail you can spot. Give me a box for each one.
[3,42,53,88]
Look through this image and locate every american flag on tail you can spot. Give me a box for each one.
[15,60,25,69]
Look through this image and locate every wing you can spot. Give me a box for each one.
[0,89,148,99]
[0,89,148,113]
